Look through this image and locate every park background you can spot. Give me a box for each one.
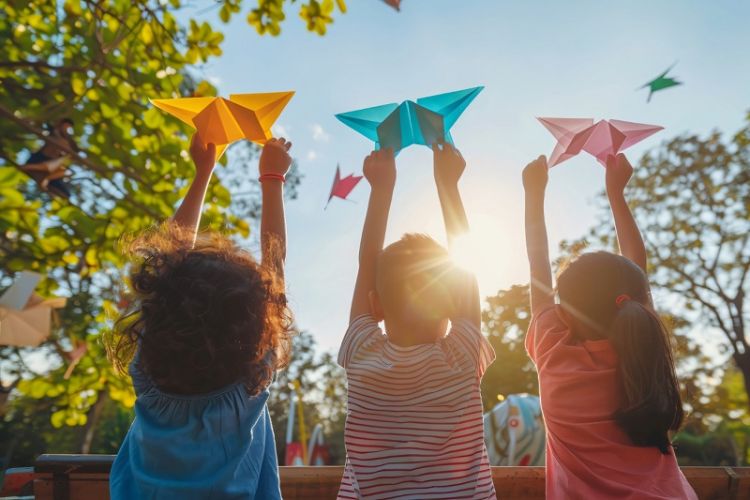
[1,0,748,468]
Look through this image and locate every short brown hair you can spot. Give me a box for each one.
[106,224,293,396]
[375,233,454,323]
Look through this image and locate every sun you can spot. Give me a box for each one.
[446,212,519,294]
[449,227,495,278]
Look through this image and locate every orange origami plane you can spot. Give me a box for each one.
[150,91,295,158]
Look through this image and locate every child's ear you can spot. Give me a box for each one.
[369,290,385,321]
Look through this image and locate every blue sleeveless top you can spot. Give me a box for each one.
[110,355,281,500]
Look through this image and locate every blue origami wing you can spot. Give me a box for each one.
[335,103,399,144]
[336,86,482,153]
[416,86,483,131]
[375,103,407,151]
[412,102,448,146]
[375,101,448,152]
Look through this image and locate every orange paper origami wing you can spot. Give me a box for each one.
[150,91,294,159]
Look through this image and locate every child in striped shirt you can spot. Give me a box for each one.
[337,143,496,500]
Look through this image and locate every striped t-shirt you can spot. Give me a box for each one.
[337,315,496,500]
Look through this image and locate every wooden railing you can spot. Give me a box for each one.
[31,454,750,500]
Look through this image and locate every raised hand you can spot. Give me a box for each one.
[522,155,549,196]
[350,148,396,321]
[523,154,553,315]
[605,153,633,195]
[259,137,293,178]
[605,154,647,272]
[363,148,396,192]
[189,134,217,177]
[432,141,466,187]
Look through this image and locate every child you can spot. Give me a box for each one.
[522,153,697,499]
[107,135,294,500]
[337,143,496,499]
[21,118,78,198]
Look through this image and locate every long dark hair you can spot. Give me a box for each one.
[556,251,684,453]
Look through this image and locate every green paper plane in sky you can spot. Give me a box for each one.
[640,63,682,102]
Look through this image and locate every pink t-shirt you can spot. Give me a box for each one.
[337,315,496,500]
[526,306,697,500]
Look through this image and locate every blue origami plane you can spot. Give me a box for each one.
[335,86,483,152]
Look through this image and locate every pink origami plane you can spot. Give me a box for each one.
[327,165,363,207]
[538,117,663,167]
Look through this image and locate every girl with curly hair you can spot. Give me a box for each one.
[107,135,295,500]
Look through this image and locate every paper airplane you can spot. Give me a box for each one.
[335,86,483,153]
[150,91,295,158]
[538,117,663,167]
[640,63,682,102]
[327,165,363,207]
[0,271,66,347]
[382,0,401,10]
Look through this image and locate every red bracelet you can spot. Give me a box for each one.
[259,173,286,183]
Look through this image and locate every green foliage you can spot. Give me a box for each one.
[267,331,347,464]
[0,0,301,462]
[480,285,538,410]
[215,0,347,36]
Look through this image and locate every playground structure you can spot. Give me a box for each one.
[285,380,331,466]
[484,394,545,466]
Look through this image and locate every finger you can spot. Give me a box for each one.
[284,141,292,151]
[277,137,287,145]
[432,142,440,154]
[384,147,394,158]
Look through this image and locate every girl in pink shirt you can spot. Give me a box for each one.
[521,153,697,499]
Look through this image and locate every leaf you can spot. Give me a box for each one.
[71,73,86,95]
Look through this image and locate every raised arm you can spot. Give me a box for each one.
[172,134,217,245]
[350,148,396,322]
[523,155,554,316]
[433,142,479,326]
[433,142,469,242]
[605,154,647,272]
[258,138,293,278]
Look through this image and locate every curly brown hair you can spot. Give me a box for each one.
[106,224,293,396]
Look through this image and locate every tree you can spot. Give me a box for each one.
[216,0,348,36]
[480,285,538,410]
[0,0,302,459]
[580,114,750,402]
[267,331,347,465]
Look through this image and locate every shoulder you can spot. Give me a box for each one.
[337,314,385,369]
[441,319,496,377]
[525,305,570,362]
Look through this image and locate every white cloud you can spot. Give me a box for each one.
[311,123,330,142]
[208,75,222,86]
[306,150,318,161]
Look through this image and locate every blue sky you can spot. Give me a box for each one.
[189,0,749,351]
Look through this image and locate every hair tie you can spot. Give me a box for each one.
[259,173,286,184]
[615,294,632,308]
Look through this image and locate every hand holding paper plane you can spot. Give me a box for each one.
[150,91,294,158]
[0,271,66,347]
[327,165,363,207]
[538,117,663,167]
[336,86,483,153]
